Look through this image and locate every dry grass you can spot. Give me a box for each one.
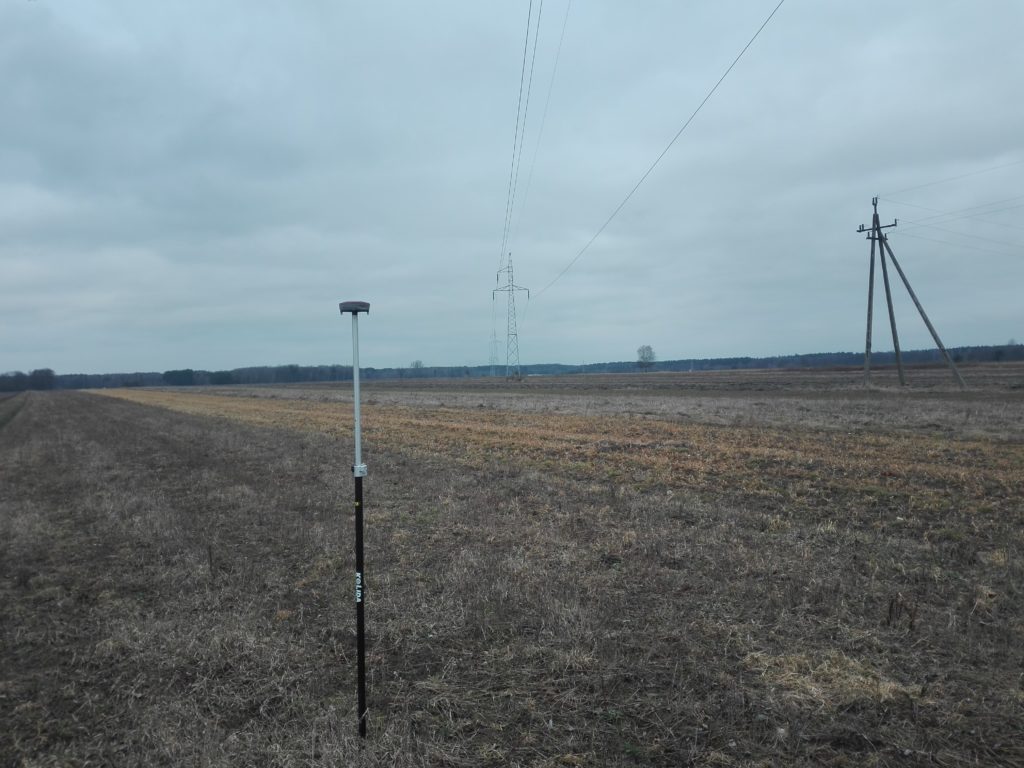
[3,373,1024,766]
[100,387,1024,527]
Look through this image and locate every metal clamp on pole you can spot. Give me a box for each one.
[339,299,370,739]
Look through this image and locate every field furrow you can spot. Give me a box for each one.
[4,378,1023,766]
[100,388,1024,524]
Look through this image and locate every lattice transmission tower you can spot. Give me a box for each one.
[493,252,529,379]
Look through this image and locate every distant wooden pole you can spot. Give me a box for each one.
[858,198,965,390]
[872,233,905,385]
[879,235,966,390]
[864,232,876,385]
[859,198,905,386]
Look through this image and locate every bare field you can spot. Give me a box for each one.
[187,363,1024,440]
[2,367,1023,766]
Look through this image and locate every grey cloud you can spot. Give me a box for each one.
[1,1,1022,374]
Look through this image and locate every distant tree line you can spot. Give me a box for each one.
[0,368,56,392]
[6,343,1022,391]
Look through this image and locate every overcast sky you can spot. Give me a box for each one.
[2,1,1022,375]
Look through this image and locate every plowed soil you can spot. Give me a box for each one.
[2,367,1023,766]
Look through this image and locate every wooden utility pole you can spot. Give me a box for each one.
[857,198,965,389]
[880,234,966,389]
[863,228,876,385]
[860,198,901,385]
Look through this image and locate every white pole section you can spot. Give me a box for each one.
[351,312,364,473]
[340,300,369,478]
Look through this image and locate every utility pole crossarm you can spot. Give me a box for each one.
[858,197,897,235]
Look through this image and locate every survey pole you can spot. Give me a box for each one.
[339,300,370,738]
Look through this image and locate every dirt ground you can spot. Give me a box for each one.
[206,362,1024,441]
[2,366,1023,766]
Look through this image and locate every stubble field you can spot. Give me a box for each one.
[1,365,1023,766]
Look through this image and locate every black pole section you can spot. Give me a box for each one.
[354,474,366,738]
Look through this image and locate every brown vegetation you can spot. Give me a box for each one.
[2,368,1023,765]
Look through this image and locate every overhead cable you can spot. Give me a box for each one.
[902,221,1021,250]
[878,195,1024,247]
[497,0,537,273]
[536,0,787,297]
[890,230,1018,259]
[507,0,546,259]
[882,158,1024,198]
[904,203,1024,231]
[512,0,572,246]
[881,194,1024,221]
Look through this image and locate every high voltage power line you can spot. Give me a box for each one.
[881,158,1024,197]
[511,0,572,247]
[880,194,1024,218]
[535,0,788,297]
[485,3,1019,366]
[901,220,1021,251]
[492,0,547,377]
[506,0,572,353]
[891,230,1020,260]
[496,0,539,272]
[885,197,1024,253]
[505,0,545,268]
[880,191,1024,257]
[491,0,786,368]
[881,194,1024,232]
